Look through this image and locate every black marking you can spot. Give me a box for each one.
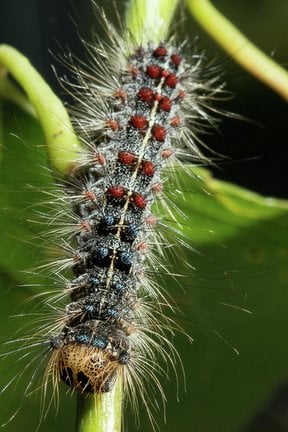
[77,372,92,392]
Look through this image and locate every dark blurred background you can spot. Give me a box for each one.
[0,0,288,199]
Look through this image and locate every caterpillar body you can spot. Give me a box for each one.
[1,3,225,429]
[51,43,191,392]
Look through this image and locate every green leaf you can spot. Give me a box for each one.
[1,98,288,431]
[154,166,288,431]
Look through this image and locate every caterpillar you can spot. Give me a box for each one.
[0,1,227,430]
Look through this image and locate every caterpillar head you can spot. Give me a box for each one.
[57,343,121,392]
[48,341,129,393]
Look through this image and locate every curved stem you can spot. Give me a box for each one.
[0,75,36,118]
[186,0,288,101]
[0,44,83,173]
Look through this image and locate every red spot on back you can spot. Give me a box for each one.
[146,64,162,79]
[152,124,166,142]
[138,87,154,103]
[153,46,167,57]
[159,96,172,112]
[142,161,155,176]
[133,194,147,209]
[108,185,125,198]
[166,73,178,88]
[118,151,136,165]
[170,53,182,66]
[130,115,147,129]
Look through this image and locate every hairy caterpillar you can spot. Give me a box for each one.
[0,2,239,431]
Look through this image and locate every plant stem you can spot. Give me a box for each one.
[186,0,288,101]
[75,378,122,432]
[0,75,36,118]
[0,44,83,173]
[126,0,179,45]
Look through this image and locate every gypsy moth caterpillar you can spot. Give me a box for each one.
[0,0,268,432]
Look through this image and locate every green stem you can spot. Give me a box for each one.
[75,378,122,432]
[186,0,288,101]
[0,44,83,173]
[0,74,36,118]
[126,0,179,45]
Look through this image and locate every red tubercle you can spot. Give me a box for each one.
[176,89,186,100]
[130,300,141,312]
[153,46,167,57]
[151,182,163,194]
[118,151,136,165]
[128,64,140,78]
[106,118,119,131]
[170,53,182,67]
[107,185,126,198]
[114,88,127,103]
[123,322,137,335]
[141,160,155,176]
[152,124,166,142]
[130,115,147,129]
[165,73,178,88]
[146,64,162,79]
[84,190,96,201]
[133,193,147,209]
[159,96,172,112]
[161,148,174,159]
[145,214,158,225]
[136,269,145,280]
[170,115,182,127]
[94,152,106,165]
[79,220,92,233]
[72,253,81,264]
[138,87,154,103]
[136,241,149,252]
